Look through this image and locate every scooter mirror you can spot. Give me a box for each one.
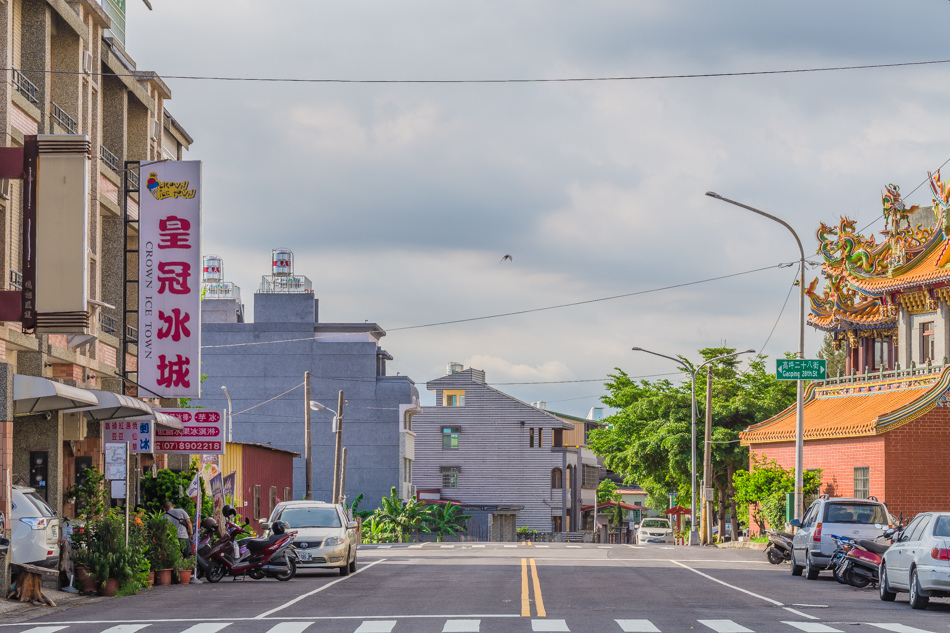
[243,517,250,526]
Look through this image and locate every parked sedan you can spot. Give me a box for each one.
[11,485,59,568]
[263,501,358,575]
[880,511,950,609]
[636,518,674,544]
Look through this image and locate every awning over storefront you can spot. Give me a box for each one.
[74,390,154,420]
[13,375,99,415]
[152,411,183,430]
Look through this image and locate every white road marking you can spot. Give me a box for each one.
[503,545,517,548]
[566,545,582,548]
[179,625,231,633]
[782,608,818,620]
[264,623,314,633]
[20,628,70,633]
[472,544,486,548]
[354,622,397,633]
[791,604,828,608]
[443,620,481,632]
[867,625,936,633]
[408,544,423,548]
[627,545,644,549]
[782,623,842,632]
[597,546,612,549]
[0,615,523,627]
[671,560,783,607]
[535,545,550,548]
[698,621,753,633]
[616,619,661,632]
[440,545,455,548]
[255,559,386,618]
[376,545,392,549]
[532,619,570,632]
[100,627,152,633]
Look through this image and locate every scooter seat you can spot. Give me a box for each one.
[857,539,890,555]
[243,534,281,553]
[772,531,794,540]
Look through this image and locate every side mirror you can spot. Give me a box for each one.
[347,521,357,530]
[260,521,271,531]
[874,523,883,529]
[243,517,250,526]
[788,519,801,528]
[633,523,640,529]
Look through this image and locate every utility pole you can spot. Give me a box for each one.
[331,389,345,504]
[340,447,348,506]
[304,371,312,501]
[702,363,714,545]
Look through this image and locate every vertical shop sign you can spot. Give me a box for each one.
[138,162,201,398]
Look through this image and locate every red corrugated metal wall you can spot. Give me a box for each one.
[242,445,295,534]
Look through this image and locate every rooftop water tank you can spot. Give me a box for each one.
[446,362,464,375]
[202,255,223,283]
[272,249,294,276]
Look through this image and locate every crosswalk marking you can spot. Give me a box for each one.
[472,544,486,548]
[100,627,152,633]
[597,546,612,549]
[264,623,314,633]
[783,623,842,633]
[376,545,392,549]
[440,545,455,548]
[408,544,423,549]
[532,619,570,632]
[179,625,231,633]
[867,625,936,633]
[698,620,753,633]
[616,619,660,632]
[20,628,70,633]
[566,545,582,548]
[503,545,517,548]
[535,545,550,548]
[354,621,397,633]
[443,619,480,632]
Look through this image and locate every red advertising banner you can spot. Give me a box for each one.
[154,408,225,455]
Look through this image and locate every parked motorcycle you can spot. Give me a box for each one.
[832,525,900,588]
[203,505,298,583]
[829,534,856,584]
[765,529,793,564]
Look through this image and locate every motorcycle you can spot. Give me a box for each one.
[765,529,793,564]
[829,535,856,584]
[203,506,298,583]
[834,525,900,588]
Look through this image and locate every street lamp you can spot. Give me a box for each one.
[705,191,806,523]
[220,386,233,443]
[631,346,755,545]
[310,394,347,503]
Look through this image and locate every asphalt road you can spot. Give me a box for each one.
[2,543,947,633]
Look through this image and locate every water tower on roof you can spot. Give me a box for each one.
[259,248,313,294]
[200,255,241,303]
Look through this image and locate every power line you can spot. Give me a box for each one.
[856,154,950,234]
[10,58,950,85]
[493,373,677,385]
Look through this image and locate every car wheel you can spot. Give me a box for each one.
[339,549,351,576]
[879,563,896,602]
[909,567,930,610]
[791,551,804,577]
[805,552,820,580]
[349,553,357,573]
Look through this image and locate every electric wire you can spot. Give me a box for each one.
[856,154,950,234]
[10,58,950,84]
[230,382,304,417]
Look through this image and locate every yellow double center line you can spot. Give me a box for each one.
[521,558,546,617]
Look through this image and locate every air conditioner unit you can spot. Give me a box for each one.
[151,119,161,140]
[82,51,94,75]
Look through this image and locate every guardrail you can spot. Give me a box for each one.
[12,69,39,106]
[50,101,77,134]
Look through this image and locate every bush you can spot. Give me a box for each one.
[85,509,149,594]
[144,511,181,571]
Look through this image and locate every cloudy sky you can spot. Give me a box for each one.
[124,0,950,413]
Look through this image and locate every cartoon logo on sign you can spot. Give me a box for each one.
[146,171,197,200]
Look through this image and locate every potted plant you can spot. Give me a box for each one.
[176,556,194,584]
[145,511,180,586]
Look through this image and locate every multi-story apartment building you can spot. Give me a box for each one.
[0,0,193,590]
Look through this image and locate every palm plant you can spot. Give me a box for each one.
[425,502,472,542]
[373,487,431,543]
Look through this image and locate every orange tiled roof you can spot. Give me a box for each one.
[808,301,893,330]
[844,238,950,295]
[740,368,950,444]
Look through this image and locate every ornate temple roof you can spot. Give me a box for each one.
[739,366,950,444]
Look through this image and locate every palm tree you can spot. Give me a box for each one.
[373,487,431,543]
[425,502,472,542]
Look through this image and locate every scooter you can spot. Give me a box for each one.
[841,525,900,588]
[765,529,793,564]
[829,534,857,584]
[204,506,298,583]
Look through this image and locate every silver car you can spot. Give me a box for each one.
[263,501,358,575]
[635,517,674,544]
[11,485,60,568]
[880,511,950,609]
[790,495,890,580]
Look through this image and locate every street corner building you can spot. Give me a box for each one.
[197,250,422,511]
[740,176,950,521]
[412,363,603,540]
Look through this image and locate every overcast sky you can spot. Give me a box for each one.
[124,1,950,413]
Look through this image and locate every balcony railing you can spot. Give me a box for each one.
[100,146,120,173]
[202,281,241,303]
[126,325,138,342]
[50,101,77,134]
[9,270,22,291]
[127,169,139,190]
[821,361,948,386]
[98,312,118,336]
[12,69,39,106]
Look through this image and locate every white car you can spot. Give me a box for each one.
[636,518,674,544]
[263,501,358,575]
[880,511,950,609]
[11,485,60,568]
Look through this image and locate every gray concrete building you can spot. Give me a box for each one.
[198,253,421,513]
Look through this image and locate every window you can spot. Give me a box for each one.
[269,486,277,516]
[922,321,935,363]
[529,428,535,448]
[538,428,544,448]
[403,411,413,431]
[442,427,460,450]
[823,502,887,524]
[253,485,261,521]
[803,504,818,528]
[276,507,342,528]
[899,516,923,543]
[404,458,413,483]
[553,428,563,448]
[582,465,599,489]
[443,390,465,407]
[853,467,869,499]
[910,516,933,542]
[874,339,889,369]
[284,487,292,503]
[551,468,563,489]
[441,466,459,488]
[934,516,950,538]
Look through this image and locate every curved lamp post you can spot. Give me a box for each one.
[705,191,806,522]
[631,347,755,545]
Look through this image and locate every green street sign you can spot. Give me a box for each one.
[776,359,827,380]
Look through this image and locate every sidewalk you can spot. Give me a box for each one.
[1,584,104,624]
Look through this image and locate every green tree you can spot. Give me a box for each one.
[817,334,846,378]
[732,455,822,532]
[424,502,472,542]
[597,479,620,504]
[372,487,431,543]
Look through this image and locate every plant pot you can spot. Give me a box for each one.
[146,571,155,588]
[75,565,90,581]
[99,578,119,597]
[155,569,173,586]
[177,569,192,584]
[80,574,98,593]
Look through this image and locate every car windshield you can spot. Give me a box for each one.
[823,502,887,525]
[641,519,669,529]
[24,492,54,518]
[277,507,342,528]
[933,516,950,538]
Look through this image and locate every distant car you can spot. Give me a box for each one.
[636,518,673,544]
[790,495,890,580]
[263,501,358,575]
[880,511,950,609]
[11,485,60,568]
